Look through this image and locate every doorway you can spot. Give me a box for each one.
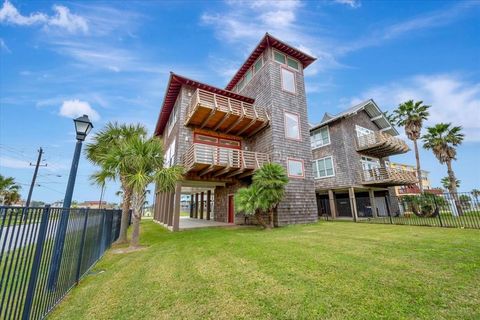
[228,194,235,223]
[335,194,352,217]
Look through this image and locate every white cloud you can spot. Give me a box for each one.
[0,156,30,169]
[59,99,100,121]
[0,0,87,34]
[0,37,10,53]
[349,74,480,142]
[334,0,361,8]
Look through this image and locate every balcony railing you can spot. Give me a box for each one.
[360,167,418,186]
[185,89,269,137]
[183,143,270,178]
[356,132,409,158]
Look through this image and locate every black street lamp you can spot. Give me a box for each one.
[48,114,93,290]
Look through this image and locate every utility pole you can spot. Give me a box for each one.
[25,147,47,207]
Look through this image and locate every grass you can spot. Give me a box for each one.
[49,221,480,320]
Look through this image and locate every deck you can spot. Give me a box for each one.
[360,167,418,186]
[356,132,409,158]
[184,89,269,137]
[183,143,270,179]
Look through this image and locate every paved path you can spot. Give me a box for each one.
[179,217,234,230]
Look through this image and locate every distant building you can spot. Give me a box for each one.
[77,201,116,209]
[388,162,443,195]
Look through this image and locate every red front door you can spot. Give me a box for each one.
[228,195,234,223]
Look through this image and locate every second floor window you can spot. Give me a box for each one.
[164,138,176,168]
[284,112,300,140]
[310,127,330,149]
[313,156,334,179]
[355,125,374,137]
[281,68,296,94]
[166,105,178,137]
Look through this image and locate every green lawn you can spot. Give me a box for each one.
[49,221,480,320]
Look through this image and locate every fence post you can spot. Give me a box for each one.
[385,196,393,224]
[75,208,89,285]
[22,205,50,320]
[433,196,443,227]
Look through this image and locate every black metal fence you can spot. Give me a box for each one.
[0,206,122,320]
[319,192,480,230]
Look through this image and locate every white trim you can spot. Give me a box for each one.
[370,115,383,121]
[310,126,331,149]
[312,156,335,179]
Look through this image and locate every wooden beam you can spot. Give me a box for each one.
[194,193,199,219]
[247,120,269,137]
[237,170,255,179]
[213,167,232,177]
[237,118,257,136]
[206,190,211,220]
[189,193,194,218]
[225,168,245,178]
[200,192,204,219]
[225,115,244,134]
[198,165,217,177]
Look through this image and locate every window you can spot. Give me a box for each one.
[284,112,300,140]
[310,127,330,149]
[237,78,245,91]
[245,69,252,82]
[360,156,380,170]
[287,159,304,178]
[274,51,286,64]
[254,57,263,73]
[166,105,178,137]
[313,156,335,179]
[164,138,176,168]
[355,125,374,137]
[281,68,296,93]
[287,57,299,70]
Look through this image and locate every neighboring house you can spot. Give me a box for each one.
[388,162,436,195]
[153,33,318,230]
[310,100,418,219]
[77,201,116,209]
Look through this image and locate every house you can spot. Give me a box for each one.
[310,100,418,219]
[153,33,318,230]
[388,162,433,195]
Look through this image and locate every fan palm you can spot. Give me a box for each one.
[394,100,430,192]
[85,122,147,244]
[0,174,21,205]
[423,123,464,214]
[235,185,268,228]
[441,177,460,190]
[122,136,183,247]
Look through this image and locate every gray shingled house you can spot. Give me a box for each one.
[153,33,318,230]
[310,100,417,219]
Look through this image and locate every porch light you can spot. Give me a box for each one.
[74,114,93,141]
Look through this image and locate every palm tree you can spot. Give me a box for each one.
[122,135,183,248]
[85,122,147,244]
[393,100,430,192]
[235,163,288,229]
[423,123,464,214]
[472,189,480,206]
[441,176,460,191]
[0,174,21,205]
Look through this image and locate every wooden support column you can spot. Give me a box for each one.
[349,187,358,222]
[194,193,199,219]
[189,194,194,218]
[200,192,204,219]
[369,189,378,218]
[159,192,165,224]
[328,190,337,219]
[172,184,181,231]
[206,190,211,220]
[167,191,175,227]
[162,192,169,225]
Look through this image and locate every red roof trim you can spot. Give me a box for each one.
[154,73,255,136]
[225,33,316,91]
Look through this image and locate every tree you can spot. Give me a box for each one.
[122,135,183,248]
[85,122,147,244]
[441,177,460,190]
[458,194,471,209]
[472,189,480,202]
[423,123,464,214]
[0,174,21,205]
[393,100,430,192]
[235,163,289,229]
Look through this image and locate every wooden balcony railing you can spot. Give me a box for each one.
[183,143,270,178]
[185,89,269,137]
[356,132,409,158]
[360,167,418,186]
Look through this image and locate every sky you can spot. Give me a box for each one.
[0,0,479,205]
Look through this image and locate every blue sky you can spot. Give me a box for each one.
[1,0,479,204]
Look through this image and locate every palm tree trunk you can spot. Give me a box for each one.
[446,160,463,216]
[269,207,274,228]
[114,179,132,245]
[130,191,144,248]
[254,210,268,229]
[413,139,424,193]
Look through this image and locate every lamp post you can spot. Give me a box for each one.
[48,114,93,290]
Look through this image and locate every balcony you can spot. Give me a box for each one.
[356,132,409,158]
[360,167,418,186]
[183,143,270,178]
[184,89,270,137]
